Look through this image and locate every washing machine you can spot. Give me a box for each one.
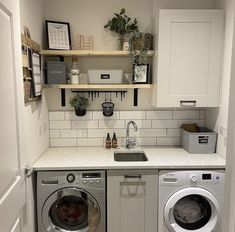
[158,170,225,232]
[37,170,106,232]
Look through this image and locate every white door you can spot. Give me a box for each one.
[155,10,224,107]
[0,0,26,231]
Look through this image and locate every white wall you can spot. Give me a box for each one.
[19,0,49,231]
[206,0,233,158]
[44,0,153,50]
[20,0,49,167]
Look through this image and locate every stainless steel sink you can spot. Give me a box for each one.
[114,151,148,162]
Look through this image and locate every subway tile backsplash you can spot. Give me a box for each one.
[49,110,206,147]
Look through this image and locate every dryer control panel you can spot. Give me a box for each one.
[159,170,225,186]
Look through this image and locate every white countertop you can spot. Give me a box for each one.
[32,146,226,170]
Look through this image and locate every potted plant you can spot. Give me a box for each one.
[69,95,89,116]
[128,32,150,65]
[104,8,139,50]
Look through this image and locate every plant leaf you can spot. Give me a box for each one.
[120,8,125,14]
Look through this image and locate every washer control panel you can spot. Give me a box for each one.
[81,172,103,187]
[38,170,106,189]
[60,171,106,188]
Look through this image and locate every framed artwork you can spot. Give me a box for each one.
[46,20,71,50]
[31,52,42,97]
[133,64,149,84]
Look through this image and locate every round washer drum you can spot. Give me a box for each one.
[164,187,220,232]
[42,187,101,232]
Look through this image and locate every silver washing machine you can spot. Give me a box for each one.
[158,170,225,232]
[37,170,106,232]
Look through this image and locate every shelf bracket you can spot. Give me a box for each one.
[61,89,66,107]
[134,88,138,106]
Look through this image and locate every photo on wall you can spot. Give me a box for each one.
[133,63,149,84]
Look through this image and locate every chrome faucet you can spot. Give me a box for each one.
[125,121,138,149]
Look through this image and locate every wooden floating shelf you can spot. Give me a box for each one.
[43,84,153,89]
[40,50,155,57]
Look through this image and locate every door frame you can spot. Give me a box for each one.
[224,2,235,231]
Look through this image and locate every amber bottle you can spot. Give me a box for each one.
[112,133,118,148]
[105,133,111,148]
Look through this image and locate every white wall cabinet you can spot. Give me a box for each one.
[107,170,158,232]
[154,10,224,107]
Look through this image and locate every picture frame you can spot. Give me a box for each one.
[133,63,149,84]
[46,20,71,50]
[31,51,42,97]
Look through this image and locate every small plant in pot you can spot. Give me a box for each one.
[69,95,89,117]
[104,8,139,50]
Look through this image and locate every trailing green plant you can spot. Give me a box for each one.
[69,95,89,110]
[104,8,139,37]
[128,32,149,64]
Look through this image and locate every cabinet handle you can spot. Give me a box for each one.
[124,175,142,179]
[180,100,196,107]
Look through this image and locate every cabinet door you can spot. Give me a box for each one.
[155,10,224,107]
[107,170,158,232]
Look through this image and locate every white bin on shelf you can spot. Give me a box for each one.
[181,127,217,154]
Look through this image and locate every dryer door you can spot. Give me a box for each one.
[42,187,101,232]
[164,187,220,232]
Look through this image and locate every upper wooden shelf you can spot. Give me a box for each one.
[43,84,153,89]
[40,50,155,57]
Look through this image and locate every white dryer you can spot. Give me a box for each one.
[158,170,225,232]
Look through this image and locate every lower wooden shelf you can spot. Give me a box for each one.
[43,84,153,89]
[43,84,153,107]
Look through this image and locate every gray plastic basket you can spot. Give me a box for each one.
[181,127,217,154]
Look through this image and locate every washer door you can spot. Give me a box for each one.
[164,187,220,232]
[42,187,101,232]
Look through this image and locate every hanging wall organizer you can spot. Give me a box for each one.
[21,31,42,103]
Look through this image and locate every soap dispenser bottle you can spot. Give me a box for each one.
[105,133,111,149]
[112,133,118,148]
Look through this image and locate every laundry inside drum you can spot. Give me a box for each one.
[49,195,89,231]
[173,194,212,230]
